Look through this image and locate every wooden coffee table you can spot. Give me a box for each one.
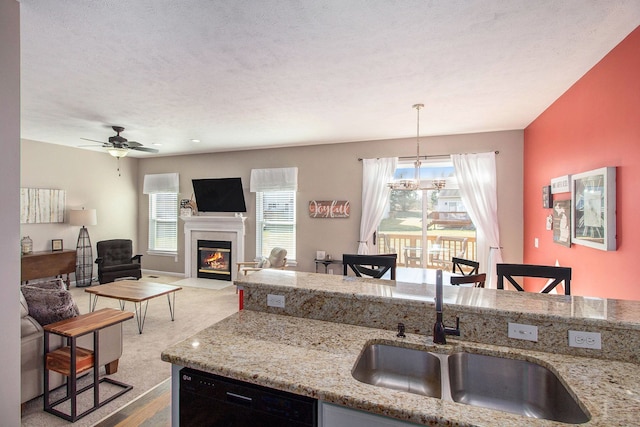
[85,280,182,334]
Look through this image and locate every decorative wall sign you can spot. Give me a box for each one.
[552,200,571,247]
[551,175,571,194]
[571,167,616,251]
[542,185,552,208]
[20,188,66,224]
[308,200,350,218]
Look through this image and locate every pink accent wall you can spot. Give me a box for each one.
[524,26,640,300]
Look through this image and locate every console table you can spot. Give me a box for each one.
[314,258,342,274]
[21,249,76,289]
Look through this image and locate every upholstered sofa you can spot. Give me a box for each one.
[20,280,124,404]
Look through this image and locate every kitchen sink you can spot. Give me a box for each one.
[351,344,441,398]
[352,343,590,424]
[448,352,589,424]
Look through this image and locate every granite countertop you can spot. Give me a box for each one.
[162,309,640,427]
[236,270,640,327]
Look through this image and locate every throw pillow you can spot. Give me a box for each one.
[27,278,65,291]
[268,247,287,268]
[20,285,80,326]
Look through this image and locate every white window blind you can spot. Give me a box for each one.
[256,191,296,261]
[148,193,178,253]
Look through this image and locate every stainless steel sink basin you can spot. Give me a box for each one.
[351,344,441,398]
[352,344,590,424]
[448,352,589,424]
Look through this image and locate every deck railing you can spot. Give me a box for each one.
[378,233,477,270]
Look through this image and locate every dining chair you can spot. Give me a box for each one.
[496,263,571,295]
[450,273,486,288]
[451,257,480,276]
[342,254,397,279]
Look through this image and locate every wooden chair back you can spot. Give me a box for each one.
[496,263,571,295]
[452,257,479,275]
[450,273,486,288]
[342,254,397,279]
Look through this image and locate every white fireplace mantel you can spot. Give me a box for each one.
[182,215,246,281]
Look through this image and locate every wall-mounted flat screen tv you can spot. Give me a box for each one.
[192,178,247,213]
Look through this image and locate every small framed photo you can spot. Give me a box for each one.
[542,185,552,208]
[51,239,63,251]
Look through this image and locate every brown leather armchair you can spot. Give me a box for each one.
[95,239,142,284]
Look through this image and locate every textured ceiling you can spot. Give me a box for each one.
[19,1,640,157]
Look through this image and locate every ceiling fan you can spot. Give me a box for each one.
[81,126,159,157]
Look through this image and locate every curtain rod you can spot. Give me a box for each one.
[358,151,499,161]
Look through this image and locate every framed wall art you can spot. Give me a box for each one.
[51,239,63,251]
[20,188,66,224]
[571,167,616,251]
[552,200,571,247]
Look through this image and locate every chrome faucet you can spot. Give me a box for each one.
[433,269,460,344]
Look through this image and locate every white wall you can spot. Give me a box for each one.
[1,0,22,422]
[21,139,139,282]
[138,130,524,274]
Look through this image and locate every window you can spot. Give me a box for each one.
[378,159,476,268]
[256,190,296,262]
[148,192,178,253]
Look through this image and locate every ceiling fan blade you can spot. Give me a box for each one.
[78,144,108,148]
[126,141,142,148]
[131,146,159,153]
[80,137,108,144]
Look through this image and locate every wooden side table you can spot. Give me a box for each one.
[43,308,133,422]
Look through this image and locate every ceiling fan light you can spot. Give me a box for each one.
[107,147,128,158]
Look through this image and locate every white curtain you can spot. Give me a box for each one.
[358,158,397,254]
[451,152,503,288]
[143,173,179,194]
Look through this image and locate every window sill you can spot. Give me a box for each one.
[147,250,178,257]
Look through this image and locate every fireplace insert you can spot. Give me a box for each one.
[197,240,232,281]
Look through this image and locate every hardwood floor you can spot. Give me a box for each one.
[94,378,170,427]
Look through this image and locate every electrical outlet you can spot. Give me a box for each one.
[267,294,285,308]
[508,322,538,342]
[534,238,539,248]
[568,330,601,349]
[328,268,334,275]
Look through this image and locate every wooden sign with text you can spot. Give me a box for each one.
[308,200,350,218]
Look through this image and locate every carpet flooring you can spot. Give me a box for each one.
[21,275,238,426]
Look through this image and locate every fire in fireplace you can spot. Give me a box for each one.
[197,240,232,281]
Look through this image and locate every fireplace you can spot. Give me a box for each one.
[197,240,232,281]
[183,215,246,282]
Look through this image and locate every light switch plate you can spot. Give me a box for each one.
[508,322,538,342]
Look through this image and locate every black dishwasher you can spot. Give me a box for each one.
[179,367,317,427]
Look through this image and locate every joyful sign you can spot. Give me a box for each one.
[308,200,350,218]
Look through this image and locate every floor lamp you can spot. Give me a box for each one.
[69,208,97,287]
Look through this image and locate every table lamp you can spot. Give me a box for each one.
[69,208,97,287]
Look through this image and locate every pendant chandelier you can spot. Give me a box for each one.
[388,103,446,192]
